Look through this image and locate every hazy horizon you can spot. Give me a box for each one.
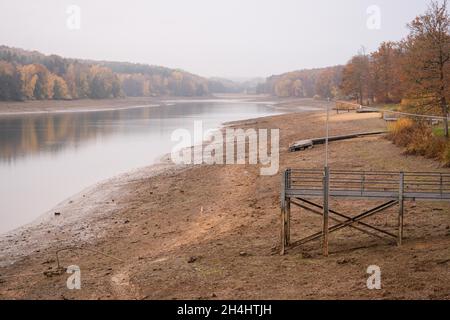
[0,0,431,79]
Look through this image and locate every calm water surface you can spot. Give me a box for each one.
[0,101,282,233]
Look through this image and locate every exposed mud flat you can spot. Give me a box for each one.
[1,107,449,300]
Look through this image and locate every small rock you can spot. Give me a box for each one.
[187,256,197,263]
[211,293,217,298]
[337,257,355,265]
[124,220,130,224]
[239,251,248,257]
[43,267,65,277]
[42,258,56,265]
[301,252,313,259]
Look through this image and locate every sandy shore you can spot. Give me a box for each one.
[0,97,161,116]
[1,103,449,299]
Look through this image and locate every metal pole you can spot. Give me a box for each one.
[323,166,330,256]
[323,100,330,256]
[286,195,291,246]
[280,170,287,255]
[325,103,330,168]
[398,172,404,246]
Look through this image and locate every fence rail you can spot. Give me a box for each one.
[285,169,450,200]
[280,168,450,256]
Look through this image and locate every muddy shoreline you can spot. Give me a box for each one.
[1,100,449,300]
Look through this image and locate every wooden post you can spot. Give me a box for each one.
[280,203,286,255]
[286,196,291,246]
[285,169,291,246]
[280,170,287,255]
[398,172,404,246]
[322,166,330,256]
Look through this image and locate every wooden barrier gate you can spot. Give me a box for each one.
[280,168,450,256]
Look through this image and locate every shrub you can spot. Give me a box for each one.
[442,144,450,167]
[424,136,447,160]
[387,118,449,163]
[387,118,416,147]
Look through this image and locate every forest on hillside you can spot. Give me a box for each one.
[256,66,343,99]
[261,1,450,119]
[340,1,449,111]
[0,46,246,101]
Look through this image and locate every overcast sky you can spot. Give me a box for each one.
[0,0,431,79]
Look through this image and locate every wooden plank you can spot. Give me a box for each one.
[286,188,450,201]
[289,139,313,152]
[282,168,450,256]
[356,108,380,113]
[289,131,386,153]
[290,199,393,241]
[289,200,399,248]
[295,197,397,239]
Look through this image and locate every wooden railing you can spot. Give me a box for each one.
[285,169,450,201]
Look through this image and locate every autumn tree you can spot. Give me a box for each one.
[33,64,53,99]
[403,0,450,136]
[0,46,214,101]
[340,51,371,105]
[121,74,145,96]
[88,65,121,99]
[315,66,343,99]
[370,42,403,103]
[52,75,70,100]
[0,61,22,100]
[18,64,38,99]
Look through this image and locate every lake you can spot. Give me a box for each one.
[0,101,283,234]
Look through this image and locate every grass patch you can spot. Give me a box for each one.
[433,127,445,137]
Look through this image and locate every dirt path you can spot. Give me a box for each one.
[1,110,449,300]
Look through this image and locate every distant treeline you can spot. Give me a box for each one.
[0,46,248,101]
[256,66,343,99]
[259,0,450,119]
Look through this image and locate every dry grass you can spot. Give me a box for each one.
[387,118,450,166]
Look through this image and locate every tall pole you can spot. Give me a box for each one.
[323,100,330,257]
[325,101,330,168]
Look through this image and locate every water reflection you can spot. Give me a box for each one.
[0,104,234,163]
[0,102,281,233]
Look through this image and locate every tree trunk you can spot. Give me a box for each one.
[442,97,449,138]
